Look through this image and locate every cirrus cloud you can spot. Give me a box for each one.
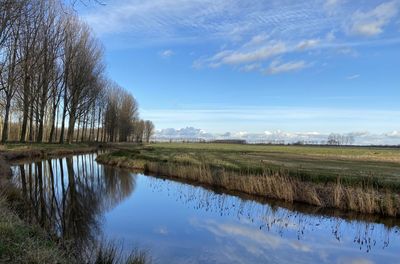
[265,60,308,75]
[82,0,400,75]
[349,1,400,36]
[159,49,174,58]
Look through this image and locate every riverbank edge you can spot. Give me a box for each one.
[96,152,400,217]
[0,145,102,263]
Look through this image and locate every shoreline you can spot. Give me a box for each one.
[0,144,399,263]
[138,171,400,228]
[0,144,103,264]
[96,150,400,217]
[0,143,103,163]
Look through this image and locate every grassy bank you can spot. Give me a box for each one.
[0,196,151,264]
[96,143,400,216]
[0,196,69,264]
[0,143,153,264]
[0,143,103,163]
[0,144,87,263]
[0,143,152,264]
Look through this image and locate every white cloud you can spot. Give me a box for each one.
[82,0,356,51]
[154,226,169,235]
[195,34,400,72]
[191,219,313,255]
[337,258,374,264]
[326,31,336,42]
[155,127,212,138]
[142,106,400,144]
[336,47,359,56]
[346,74,360,80]
[323,0,346,15]
[81,0,400,77]
[242,33,270,48]
[240,63,261,72]
[265,60,307,75]
[193,41,288,69]
[154,127,400,145]
[220,42,287,65]
[349,1,399,37]
[159,49,174,58]
[385,130,400,137]
[195,36,322,72]
[296,39,320,50]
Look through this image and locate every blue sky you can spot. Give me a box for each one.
[78,0,400,137]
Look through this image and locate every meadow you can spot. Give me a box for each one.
[102,143,400,190]
[97,143,400,216]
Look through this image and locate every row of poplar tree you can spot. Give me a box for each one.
[0,0,155,144]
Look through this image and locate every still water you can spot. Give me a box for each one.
[11,153,400,264]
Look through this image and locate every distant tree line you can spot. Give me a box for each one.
[152,134,358,146]
[327,133,355,146]
[0,0,154,144]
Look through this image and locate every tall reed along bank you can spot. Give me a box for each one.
[96,143,400,216]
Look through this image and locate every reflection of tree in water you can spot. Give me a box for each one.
[147,175,400,253]
[11,153,136,259]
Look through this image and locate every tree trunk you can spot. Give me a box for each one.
[66,103,77,144]
[101,122,106,143]
[48,104,57,143]
[28,103,34,142]
[75,116,80,143]
[20,74,30,142]
[34,98,39,141]
[1,96,12,143]
[59,105,66,144]
[96,108,101,142]
[37,43,48,143]
[54,107,59,142]
[37,87,47,142]
[59,92,67,144]
[81,114,87,142]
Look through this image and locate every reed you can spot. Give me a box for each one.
[93,242,152,264]
[98,154,400,216]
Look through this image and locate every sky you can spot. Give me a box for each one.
[77,0,400,143]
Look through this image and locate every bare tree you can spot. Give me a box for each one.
[143,120,154,143]
[327,133,355,146]
[0,9,21,142]
[64,18,104,143]
[118,91,138,142]
[0,0,152,144]
[133,119,145,143]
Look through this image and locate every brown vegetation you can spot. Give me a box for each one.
[97,153,400,217]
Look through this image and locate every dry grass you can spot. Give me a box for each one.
[103,144,400,191]
[97,153,400,216]
[148,162,400,216]
[152,142,400,163]
[93,242,152,264]
[0,196,69,264]
[0,146,100,163]
[0,191,153,264]
[0,146,150,264]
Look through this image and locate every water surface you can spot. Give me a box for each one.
[11,153,400,264]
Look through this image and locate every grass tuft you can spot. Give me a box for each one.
[93,241,152,264]
[0,196,69,264]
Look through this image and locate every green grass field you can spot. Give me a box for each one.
[109,143,400,190]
